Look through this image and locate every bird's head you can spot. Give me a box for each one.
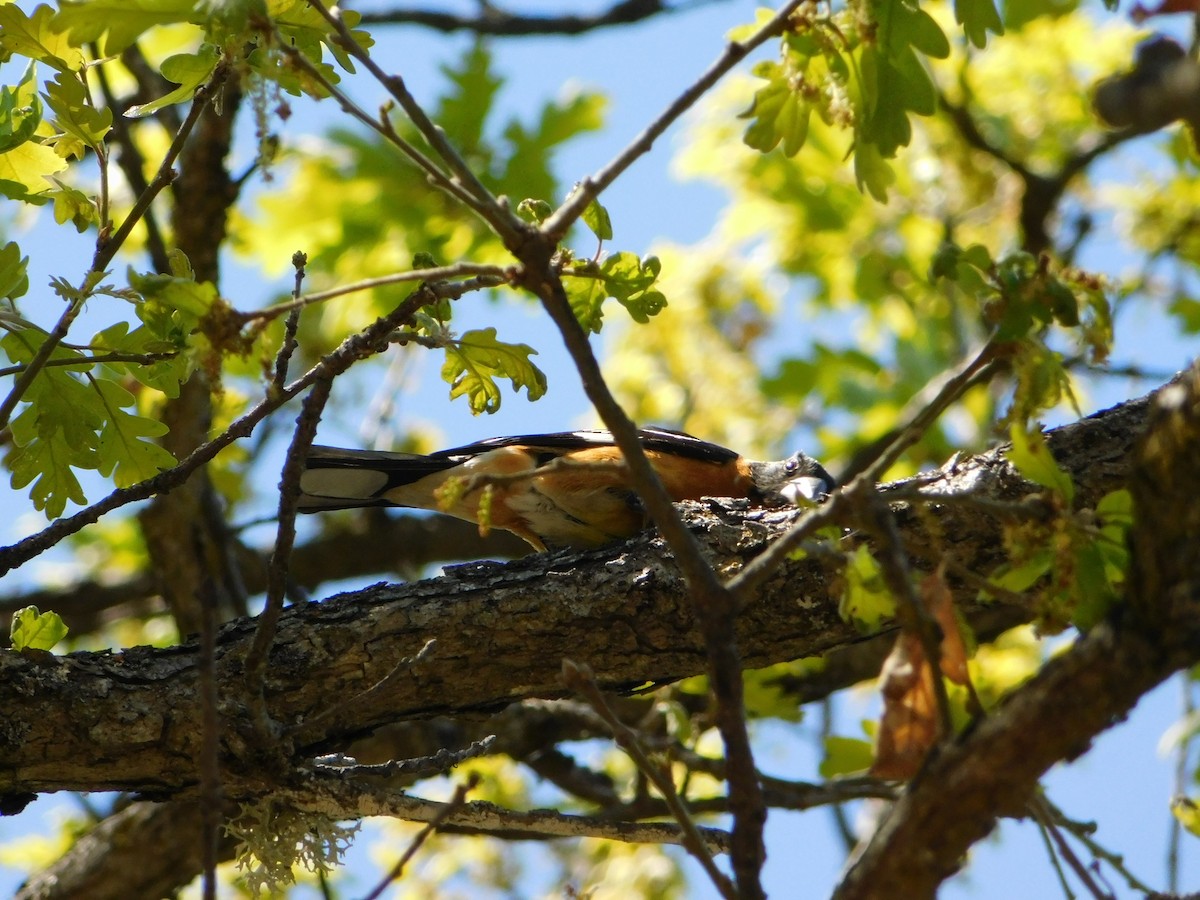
[748,452,835,506]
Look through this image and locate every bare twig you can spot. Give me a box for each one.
[313,734,495,782]
[854,485,954,739]
[1033,804,1079,900]
[243,374,333,705]
[1039,796,1154,895]
[730,340,1000,601]
[0,284,445,576]
[91,48,172,272]
[1028,794,1115,900]
[270,252,306,389]
[360,0,684,35]
[530,268,766,896]
[939,87,1140,255]
[564,659,738,900]
[307,0,525,245]
[1169,674,1194,893]
[295,773,732,852]
[0,350,179,377]
[541,0,805,241]
[272,35,485,219]
[235,262,510,325]
[360,774,479,900]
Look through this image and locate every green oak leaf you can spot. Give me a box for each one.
[125,45,219,118]
[820,735,874,777]
[93,379,176,487]
[0,241,30,301]
[442,327,547,414]
[52,0,200,57]
[0,62,44,154]
[1006,424,1074,503]
[0,4,86,73]
[955,0,1005,48]
[582,198,613,242]
[43,70,113,158]
[600,252,665,323]
[10,606,69,651]
[840,545,895,631]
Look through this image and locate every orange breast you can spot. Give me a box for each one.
[383,443,754,550]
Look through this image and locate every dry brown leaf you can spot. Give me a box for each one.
[871,565,975,779]
[871,630,938,779]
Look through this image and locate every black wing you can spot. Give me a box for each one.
[432,426,739,465]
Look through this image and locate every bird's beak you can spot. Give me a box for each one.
[779,476,831,505]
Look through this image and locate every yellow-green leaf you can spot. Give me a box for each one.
[442,328,547,415]
[840,545,896,631]
[125,45,220,118]
[1006,424,1074,503]
[51,0,199,57]
[820,735,874,777]
[0,139,69,200]
[0,5,86,73]
[9,606,69,651]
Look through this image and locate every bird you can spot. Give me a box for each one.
[297,426,834,551]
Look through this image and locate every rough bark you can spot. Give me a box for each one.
[0,382,1153,803]
[834,364,1200,898]
[0,513,528,639]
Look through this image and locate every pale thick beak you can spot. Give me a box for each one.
[779,476,831,505]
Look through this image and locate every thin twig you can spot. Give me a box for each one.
[360,0,683,34]
[1169,674,1194,892]
[273,36,485,219]
[271,252,307,389]
[530,269,766,896]
[243,375,333,704]
[563,660,738,900]
[234,262,510,325]
[729,340,1000,602]
[0,350,179,377]
[360,774,480,900]
[1028,794,1115,900]
[92,49,173,271]
[0,283,451,576]
[295,776,732,851]
[846,340,1001,488]
[1033,803,1078,900]
[541,0,805,241]
[289,640,439,740]
[280,5,520,241]
[820,699,858,853]
[1040,796,1155,895]
[313,734,495,782]
[308,0,525,245]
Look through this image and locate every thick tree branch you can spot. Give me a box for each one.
[360,0,688,35]
[0,381,1156,802]
[834,364,1200,898]
[0,514,528,640]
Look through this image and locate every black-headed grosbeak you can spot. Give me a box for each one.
[298,426,834,551]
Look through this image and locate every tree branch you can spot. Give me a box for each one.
[833,364,1200,898]
[0,380,1158,802]
[360,0,689,35]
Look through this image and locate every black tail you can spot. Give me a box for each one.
[297,445,458,512]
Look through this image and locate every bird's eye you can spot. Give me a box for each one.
[784,458,798,474]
